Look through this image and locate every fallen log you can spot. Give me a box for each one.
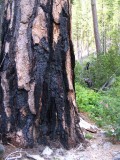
[79,117,98,133]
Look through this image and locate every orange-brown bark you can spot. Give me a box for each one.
[0,0,84,149]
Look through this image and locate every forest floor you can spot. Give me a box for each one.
[4,114,120,160]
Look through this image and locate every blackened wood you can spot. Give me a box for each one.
[0,0,84,149]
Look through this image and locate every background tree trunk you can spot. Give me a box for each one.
[91,0,102,54]
[0,0,84,149]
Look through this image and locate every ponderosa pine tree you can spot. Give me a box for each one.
[0,0,84,149]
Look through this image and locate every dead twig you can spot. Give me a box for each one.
[5,150,27,160]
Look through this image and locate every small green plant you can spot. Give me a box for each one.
[75,82,100,112]
[85,133,93,140]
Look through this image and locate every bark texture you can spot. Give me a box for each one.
[91,0,102,54]
[0,0,84,149]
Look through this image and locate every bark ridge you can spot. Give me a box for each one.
[0,0,84,149]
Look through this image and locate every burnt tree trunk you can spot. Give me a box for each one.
[0,0,84,149]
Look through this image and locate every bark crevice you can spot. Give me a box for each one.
[0,0,84,149]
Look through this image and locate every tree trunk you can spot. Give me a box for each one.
[77,25,81,61]
[91,0,102,54]
[0,0,84,149]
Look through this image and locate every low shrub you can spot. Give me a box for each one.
[75,82,100,112]
[75,48,120,90]
[75,78,120,140]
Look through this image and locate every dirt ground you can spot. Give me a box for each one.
[3,115,120,160]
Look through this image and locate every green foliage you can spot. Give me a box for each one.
[85,133,93,140]
[75,82,100,112]
[75,77,120,140]
[72,0,120,56]
[101,77,120,140]
[73,0,120,142]
[74,61,83,83]
[80,49,120,89]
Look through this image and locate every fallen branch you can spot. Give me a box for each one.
[5,149,44,160]
[79,117,98,133]
[5,150,24,160]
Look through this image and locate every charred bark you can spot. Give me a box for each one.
[0,0,84,149]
